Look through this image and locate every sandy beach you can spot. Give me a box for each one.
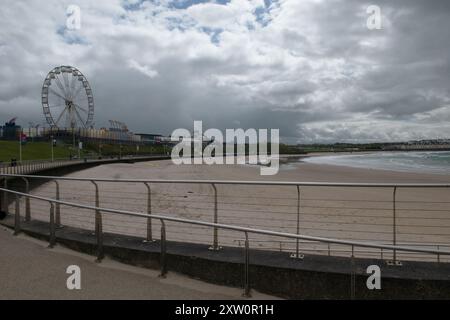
[18,156,450,262]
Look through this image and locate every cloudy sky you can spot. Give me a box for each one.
[1,0,449,143]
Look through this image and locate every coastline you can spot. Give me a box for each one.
[281,151,450,178]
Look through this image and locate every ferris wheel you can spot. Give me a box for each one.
[41,66,94,129]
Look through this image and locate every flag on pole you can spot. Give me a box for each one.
[20,132,27,143]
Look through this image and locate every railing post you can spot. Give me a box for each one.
[0,178,4,215]
[209,183,221,251]
[3,179,8,213]
[144,182,154,242]
[21,177,31,222]
[49,202,56,248]
[243,232,251,297]
[160,219,167,277]
[393,186,397,262]
[350,245,356,300]
[54,181,61,227]
[0,179,2,214]
[14,195,21,235]
[388,186,402,266]
[91,181,104,262]
[291,185,304,259]
[437,245,440,263]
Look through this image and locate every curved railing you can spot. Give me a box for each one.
[1,173,449,261]
[0,155,168,175]
[1,184,450,296]
[0,174,450,256]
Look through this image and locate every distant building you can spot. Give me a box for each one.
[135,133,163,145]
[0,118,21,140]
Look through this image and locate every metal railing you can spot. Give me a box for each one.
[0,155,168,175]
[1,173,450,261]
[1,185,450,297]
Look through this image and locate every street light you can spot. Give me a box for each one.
[51,135,54,162]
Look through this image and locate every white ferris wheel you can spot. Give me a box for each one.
[41,66,94,129]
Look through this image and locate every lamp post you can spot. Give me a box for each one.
[19,129,23,163]
[51,135,54,162]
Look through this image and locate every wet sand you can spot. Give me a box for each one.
[21,157,450,262]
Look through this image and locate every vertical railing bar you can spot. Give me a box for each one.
[393,186,397,263]
[160,219,167,277]
[209,183,220,251]
[243,231,251,297]
[3,179,7,213]
[21,177,31,222]
[54,181,61,227]
[14,195,21,235]
[296,185,300,257]
[291,185,304,259]
[350,244,355,300]
[91,180,104,262]
[144,182,153,242]
[49,201,56,248]
[437,245,440,263]
[0,178,2,214]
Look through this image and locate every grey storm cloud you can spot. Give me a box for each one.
[0,0,449,143]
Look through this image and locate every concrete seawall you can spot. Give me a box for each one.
[1,217,450,299]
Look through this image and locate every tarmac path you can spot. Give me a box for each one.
[0,226,275,300]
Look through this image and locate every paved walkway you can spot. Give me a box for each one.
[0,226,274,300]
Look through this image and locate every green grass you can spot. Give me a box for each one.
[0,140,90,162]
[84,142,168,156]
[0,140,169,163]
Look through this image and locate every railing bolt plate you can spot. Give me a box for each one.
[386,260,403,266]
[290,253,305,260]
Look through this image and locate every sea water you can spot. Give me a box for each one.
[302,151,450,174]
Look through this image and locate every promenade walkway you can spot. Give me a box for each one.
[0,226,273,300]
